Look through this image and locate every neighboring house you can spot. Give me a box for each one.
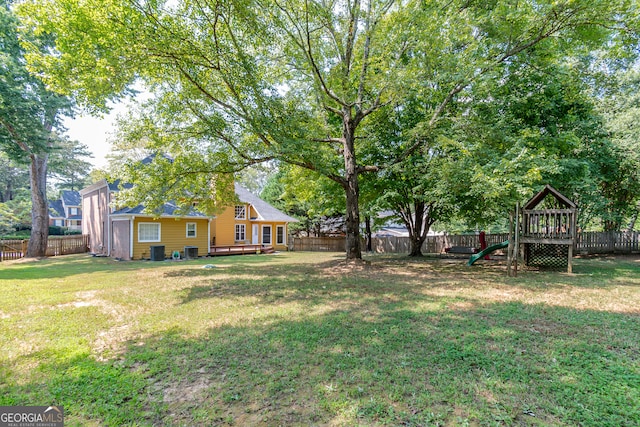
[61,190,82,231]
[48,200,66,227]
[372,210,442,238]
[48,190,82,230]
[80,180,297,260]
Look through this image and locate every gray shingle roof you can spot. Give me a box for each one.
[49,200,65,218]
[235,183,298,222]
[111,201,207,217]
[61,190,81,206]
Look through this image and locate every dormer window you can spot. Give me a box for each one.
[234,205,246,220]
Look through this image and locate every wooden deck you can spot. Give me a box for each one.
[209,244,275,256]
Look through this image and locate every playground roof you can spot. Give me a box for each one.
[523,184,576,210]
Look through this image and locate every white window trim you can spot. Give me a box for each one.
[234,205,246,220]
[186,222,197,238]
[138,222,161,243]
[262,225,272,245]
[235,223,246,242]
[276,225,285,245]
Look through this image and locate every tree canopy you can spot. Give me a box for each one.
[20,0,640,257]
[0,0,74,255]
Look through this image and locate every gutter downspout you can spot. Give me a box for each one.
[106,186,112,257]
[130,216,135,260]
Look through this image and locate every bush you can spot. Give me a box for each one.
[49,226,65,235]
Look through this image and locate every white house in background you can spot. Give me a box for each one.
[48,190,82,231]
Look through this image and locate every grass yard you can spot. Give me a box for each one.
[0,252,638,426]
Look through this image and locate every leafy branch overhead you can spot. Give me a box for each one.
[18,0,640,257]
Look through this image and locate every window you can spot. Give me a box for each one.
[276,225,285,245]
[262,225,272,245]
[69,207,78,215]
[138,223,161,242]
[186,223,197,238]
[234,205,246,220]
[54,219,64,227]
[235,224,246,242]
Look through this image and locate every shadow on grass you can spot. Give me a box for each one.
[2,299,638,426]
[0,254,175,281]
[170,256,640,311]
[0,252,248,282]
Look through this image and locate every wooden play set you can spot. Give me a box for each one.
[507,184,578,275]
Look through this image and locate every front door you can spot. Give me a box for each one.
[252,224,259,244]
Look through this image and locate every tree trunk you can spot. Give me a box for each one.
[604,219,620,232]
[408,202,424,257]
[408,234,425,257]
[627,202,639,232]
[364,215,372,252]
[342,113,362,260]
[402,201,436,257]
[26,153,49,258]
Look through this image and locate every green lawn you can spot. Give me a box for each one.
[1,252,638,426]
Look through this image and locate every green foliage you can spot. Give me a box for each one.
[110,153,238,217]
[48,136,94,191]
[1,0,76,256]
[19,0,640,251]
[261,165,345,236]
[0,152,28,202]
[0,1,72,157]
[594,67,640,230]
[0,189,31,235]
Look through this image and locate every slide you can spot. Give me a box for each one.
[467,241,509,266]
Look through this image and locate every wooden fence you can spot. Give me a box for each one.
[0,235,90,261]
[292,231,640,255]
[292,236,349,252]
[0,239,27,261]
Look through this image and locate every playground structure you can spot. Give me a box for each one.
[467,240,509,266]
[507,184,578,275]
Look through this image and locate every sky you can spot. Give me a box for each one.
[63,111,118,169]
[62,98,139,169]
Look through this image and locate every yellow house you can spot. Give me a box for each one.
[80,180,297,260]
[210,184,298,252]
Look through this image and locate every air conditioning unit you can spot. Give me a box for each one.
[150,245,165,261]
[184,246,198,260]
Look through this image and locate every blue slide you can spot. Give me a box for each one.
[467,241,509,266]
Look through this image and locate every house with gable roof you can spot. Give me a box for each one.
[80,179,297,260]
[48,190,82,231]
[209,183,299,251]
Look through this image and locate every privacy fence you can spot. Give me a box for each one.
[292,231,640,255]
[0,235,90,261]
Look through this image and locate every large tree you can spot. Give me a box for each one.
[596,68,640,230]
[48,136,93,191]
[21,0,638,259]
[0,1,72,256]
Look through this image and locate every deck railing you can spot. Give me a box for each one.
[522,209,576,240]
